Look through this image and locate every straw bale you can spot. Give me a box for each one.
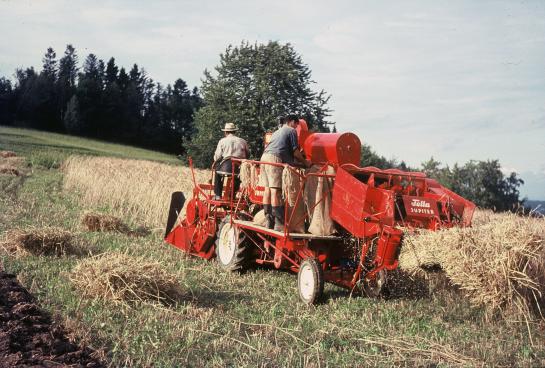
[399,210,545,320]
[81,212,129,232]
[0,150,17,158]
[305,165,336,236]
[0,227,81,257]
[282,167,305,233]
[239,161,255,188]
[0,164,21,176]
[68,252,184,305]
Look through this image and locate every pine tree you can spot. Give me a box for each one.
[0,77,13,125]
[63,95,81,133]
[32,47,59,130]
[57,44,78,125]
[76,54,105,136]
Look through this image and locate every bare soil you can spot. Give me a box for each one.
[0,271,104,367]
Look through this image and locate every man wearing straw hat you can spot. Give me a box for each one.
[213,122,249,200]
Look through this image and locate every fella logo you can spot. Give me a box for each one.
[403,196,438,217]
[410,199,431,208]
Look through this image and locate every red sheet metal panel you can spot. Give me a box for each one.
[331,167,367,237]
[402,195,439,220]
[374,225,403,270]
[330,167,390,237]
[304,132,361,166]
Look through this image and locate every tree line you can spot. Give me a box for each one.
[0,45,202,153]
[361,148,525,211]
[0,41,525,210]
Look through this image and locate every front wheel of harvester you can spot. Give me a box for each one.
[297,258,324,305]
[216,217,248,272]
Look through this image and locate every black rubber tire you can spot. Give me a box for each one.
[297,258,324,305]
[215,216,248,272]
[164,192,185,239]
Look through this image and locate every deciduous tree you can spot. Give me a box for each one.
[188,41,331,167]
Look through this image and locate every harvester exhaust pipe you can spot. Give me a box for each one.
[164,191,185,239]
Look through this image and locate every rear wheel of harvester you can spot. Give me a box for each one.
[216,216,248,272]
[297,258,324,305]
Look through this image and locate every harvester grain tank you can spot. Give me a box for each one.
[165,121,475,303]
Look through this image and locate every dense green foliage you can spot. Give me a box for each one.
[421,157,525,210]
[0,45,202,153]
[360,143,410,170]
[188,41,332,166]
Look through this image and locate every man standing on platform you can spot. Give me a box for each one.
[213,122,249,200]
[259,114,311,231]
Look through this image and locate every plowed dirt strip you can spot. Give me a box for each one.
[0,271,104,368]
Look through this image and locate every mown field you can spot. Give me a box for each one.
[1,126,545,367]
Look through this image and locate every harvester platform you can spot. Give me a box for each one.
[233,219,342,240]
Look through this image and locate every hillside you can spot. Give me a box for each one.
[1,127,544,367]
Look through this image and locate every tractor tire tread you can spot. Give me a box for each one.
[216,217,249,272]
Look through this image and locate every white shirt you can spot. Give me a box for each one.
[213,134,249,162]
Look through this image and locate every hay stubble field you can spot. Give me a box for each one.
[1,126,545,367]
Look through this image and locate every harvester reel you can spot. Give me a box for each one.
[216,217,248,272]
[186,198,208,224]
[297,258,324,305]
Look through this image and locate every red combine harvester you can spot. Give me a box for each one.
[165,121,475,304]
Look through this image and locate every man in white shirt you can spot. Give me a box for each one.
[213,122,249,200]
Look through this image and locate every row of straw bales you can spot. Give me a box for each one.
[68,252,184,305]
[63,156,209,229]
[399,209,545,320]
[0,227,82,257]
[1,219,183,306]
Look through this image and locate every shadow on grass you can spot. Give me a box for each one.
[323,270,435,303]
[246,264,433,303]
[181,289,250,309]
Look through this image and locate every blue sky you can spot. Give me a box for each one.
[1,0,544,199]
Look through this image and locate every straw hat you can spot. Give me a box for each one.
[221,122,238,132]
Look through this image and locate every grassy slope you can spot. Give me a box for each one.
[0,126,179,165]
[1,127,544,367]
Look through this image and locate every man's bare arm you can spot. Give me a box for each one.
[293,149,311,168]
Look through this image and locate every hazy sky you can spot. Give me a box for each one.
[1,0,544,199]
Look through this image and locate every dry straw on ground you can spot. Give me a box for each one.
[63,156,209,229]
[0,165,21,176]
[1,151,26,176]
[81,211,129,232]
[68,252,184,305]
[81,212,150,237]
[0,227,81,257]
[0,150,17,158]
[399,209,545,320]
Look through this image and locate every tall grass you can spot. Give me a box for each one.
[63,156,209,229]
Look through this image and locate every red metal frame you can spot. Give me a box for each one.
[165,135,476,297]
